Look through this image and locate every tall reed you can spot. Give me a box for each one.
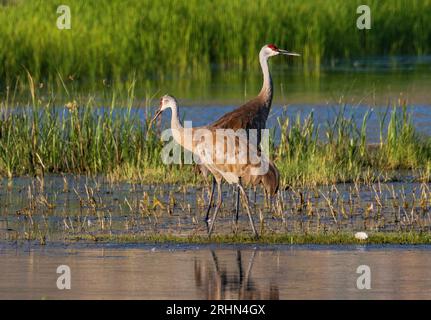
[0,0,430,84]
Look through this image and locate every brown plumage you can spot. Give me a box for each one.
[209,94,277,197]
[242,160,279,197]
[213,93,269,126]
[211,95,271,141]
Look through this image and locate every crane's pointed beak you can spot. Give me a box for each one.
[149,109,163,128]
[278,49,300,56]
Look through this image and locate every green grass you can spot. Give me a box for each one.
[0,76,192,183]
[10,230,431,245]
[59,232,431,245]
[0,0,430,86]
[276,105,431,186]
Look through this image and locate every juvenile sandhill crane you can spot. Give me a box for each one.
[151,95,280,237]
[203,44,299,221]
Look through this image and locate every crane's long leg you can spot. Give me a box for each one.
[208,181,222,237]
[238,179,258,238]
[239,249,256,299]
[237,250,244,285]
[205,177,216,223]
[234,185,240,224]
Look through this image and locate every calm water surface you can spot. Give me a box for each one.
[1,243,431,300]
[131,55,431,106]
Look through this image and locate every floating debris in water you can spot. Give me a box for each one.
[355,232,368,240]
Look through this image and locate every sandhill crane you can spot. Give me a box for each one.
[203,44,299,222]
[151,95,280,237]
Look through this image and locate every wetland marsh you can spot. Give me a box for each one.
[1,0,431,299]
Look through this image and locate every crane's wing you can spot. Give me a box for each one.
[210,97,268,130]
[193,128,270,184]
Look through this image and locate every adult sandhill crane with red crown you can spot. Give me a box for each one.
[203,43,300,224]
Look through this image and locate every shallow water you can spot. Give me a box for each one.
[1,243,431,299]
[1,175,430,241]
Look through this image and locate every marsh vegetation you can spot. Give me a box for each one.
[1,0,430,84]
[1,78,430,185]
[1,0,431,245]
[1,172,431,244]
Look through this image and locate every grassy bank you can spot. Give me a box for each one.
[1,80,431,185]
[16,232,431,245]
[0,0,430,85]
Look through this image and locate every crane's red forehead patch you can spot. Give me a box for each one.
[267,44,278,51]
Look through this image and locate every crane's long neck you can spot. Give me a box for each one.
[169,104,194,153]
[169,104,183,140]
[258,53,273,106]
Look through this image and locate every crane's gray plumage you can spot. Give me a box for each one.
[202,44,299,224]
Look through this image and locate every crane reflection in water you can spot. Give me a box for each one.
[194,249,279,300]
